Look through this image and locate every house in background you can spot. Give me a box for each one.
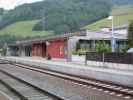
[69,29,127,52]
[7,29,127,60]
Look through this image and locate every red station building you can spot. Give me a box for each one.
[32,43,47,57]
[31,38,67,59]
[46,39,67,59]
[13,33,74,60]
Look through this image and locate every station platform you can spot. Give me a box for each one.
[1,57,133,88]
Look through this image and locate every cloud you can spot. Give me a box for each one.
[0,0,43,10]
[0,0,16,10]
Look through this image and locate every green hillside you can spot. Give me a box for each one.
[111,5,133,15]
[83,5,133,31]
[0,20,54,38]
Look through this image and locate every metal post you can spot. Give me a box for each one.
[85,52,87,65]
[111,16,116,52]
[67,37,69,62]
[102,53,105,67]
[67,37,72,62]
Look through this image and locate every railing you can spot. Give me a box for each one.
[86,52,133,64]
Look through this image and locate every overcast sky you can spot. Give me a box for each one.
[0,0,43,10]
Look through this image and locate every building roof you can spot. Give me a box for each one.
[85,30,127,40]
[16,31,86,45]
[9,29,127,46]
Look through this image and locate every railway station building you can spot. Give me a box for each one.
[7,29,127,60]
[7,32,85,60]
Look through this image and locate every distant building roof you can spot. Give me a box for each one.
[85,30,127,40]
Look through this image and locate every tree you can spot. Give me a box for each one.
[0,1,44,29]
[76,42,81,51]
[0,34,17,45]
[96,41,111,53]
[0,0,112,44]
[128,20,133,47]
[0,8,4,15]
[33,0,111,34]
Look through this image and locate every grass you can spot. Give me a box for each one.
[111,5,133,15]
[83,5,133,31]
[0,20,54,38]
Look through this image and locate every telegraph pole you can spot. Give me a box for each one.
[108,16,116,52]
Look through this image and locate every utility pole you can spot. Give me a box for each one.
[108,16,116,52]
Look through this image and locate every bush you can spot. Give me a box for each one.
[76,42,81,51]
[96,41,111,53]
[72,48,89,55]
[72,50,79,55]
[128,20,133,47]
[0,48,7,56]
[120,44,129,53]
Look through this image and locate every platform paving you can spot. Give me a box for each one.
[2,57,133,87]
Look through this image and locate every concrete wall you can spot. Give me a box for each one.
[71,55,85,63]
[67,36,80,61]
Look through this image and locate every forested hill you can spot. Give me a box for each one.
[0,0,133,44]
[112,0,133,5]
[0,0,111,34]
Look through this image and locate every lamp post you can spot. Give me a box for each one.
[108,16,116,52]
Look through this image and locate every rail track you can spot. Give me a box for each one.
[0,60,63,100]
[0,81,20,100]
[0,59,133,100]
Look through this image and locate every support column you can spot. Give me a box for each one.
[92,40,96,51]
[67,36,80,62]
[18,45,25,57]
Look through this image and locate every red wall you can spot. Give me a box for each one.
[47,39,67,59]
[32,43,46,57]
